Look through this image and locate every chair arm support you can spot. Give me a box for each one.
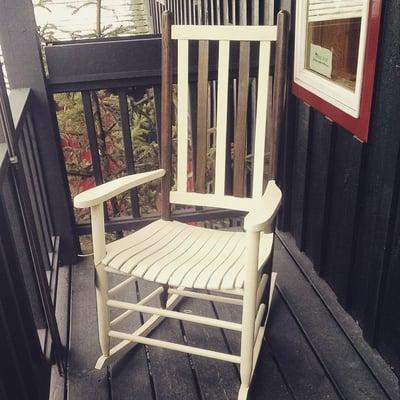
[243,180,282,233]
[74,169,165,208]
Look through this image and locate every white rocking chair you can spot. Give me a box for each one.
[74,11,289,400]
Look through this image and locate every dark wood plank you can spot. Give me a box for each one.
[290,102,311,250]
[348,0,400,346]
[160,11,173,220]
[278,231,399,400]
[303,113,334,271]
[195,40,209,194]
[68,260,109,400]
[178,296,240,400]
[109,274,154,400]
[49,264,70,400]
[274,239,392,400]
[376,188,400,378]
[137,280,200,400]
[322,129,363,306]
[233,41,250,197]
[267,292,340,400]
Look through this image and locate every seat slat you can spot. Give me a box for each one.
[252,41,271,198]
[194,234,243,288]
[214,40,230,195]
[167,230,224,286]
[143,227,206,281]
[177,39,189,192]
[121,225,193,275]
[103,220,274,289]
[109,222,186,272]
[156,228,218,284]
[181,231,235,287]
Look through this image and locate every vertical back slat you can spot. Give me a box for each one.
[270,11,290,180]
[252,41,271,198]
[214,40,230,195]
[233,41,250,197]
[177,39,189,192]
[161,12,173,220]
[195,40,209,193]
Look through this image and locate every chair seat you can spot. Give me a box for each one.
[103,219,273,290]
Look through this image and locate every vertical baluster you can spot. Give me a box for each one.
[26,113,55,239]
[22,123,53,256]
[118,91,141,218]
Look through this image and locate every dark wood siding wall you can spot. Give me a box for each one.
[278,0,400,376]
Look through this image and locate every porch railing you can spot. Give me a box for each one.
[0,78,65,398]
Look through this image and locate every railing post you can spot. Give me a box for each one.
[0,0,79,263]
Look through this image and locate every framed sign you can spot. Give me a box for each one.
[292,0,382,142]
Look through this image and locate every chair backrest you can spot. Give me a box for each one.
[160,11,289,219]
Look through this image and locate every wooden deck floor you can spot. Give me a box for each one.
[51,234,398,400]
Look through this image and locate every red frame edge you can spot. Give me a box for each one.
[292,0,382,142]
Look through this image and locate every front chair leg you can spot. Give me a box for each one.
[239,231,260,399]
[95,263,110,357]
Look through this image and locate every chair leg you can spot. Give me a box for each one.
[95,263,110,357]
[238,232,260,399]
[160,284,169,309]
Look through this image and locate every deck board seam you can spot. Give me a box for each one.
[276,232,397,400]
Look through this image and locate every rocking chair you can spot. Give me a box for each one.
[74,10,289,400]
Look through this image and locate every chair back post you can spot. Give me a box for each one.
[161,11,173,220]
[269,10,290,181]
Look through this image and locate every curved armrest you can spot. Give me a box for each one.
[74,169,165,208]
[243,180,282,233]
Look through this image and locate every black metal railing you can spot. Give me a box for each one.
[0,70,65,399]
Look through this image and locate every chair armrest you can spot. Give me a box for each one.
[243,180,282,233]
[74,169,165,208]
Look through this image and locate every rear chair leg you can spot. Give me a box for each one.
[160,284,169,309]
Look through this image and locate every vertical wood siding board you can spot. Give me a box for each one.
[322,129,363,305]
[372,146,400,346]
[118,91,141,218]
[277,95,297,232]
[348,0,400,344]
[303,113,334,271]
[195,40,209,193]
[376,169,400,374]
[290,101,312,250]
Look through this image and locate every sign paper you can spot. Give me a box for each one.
[309,43,333,78]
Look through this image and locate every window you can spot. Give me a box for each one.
[293,0,382,142]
